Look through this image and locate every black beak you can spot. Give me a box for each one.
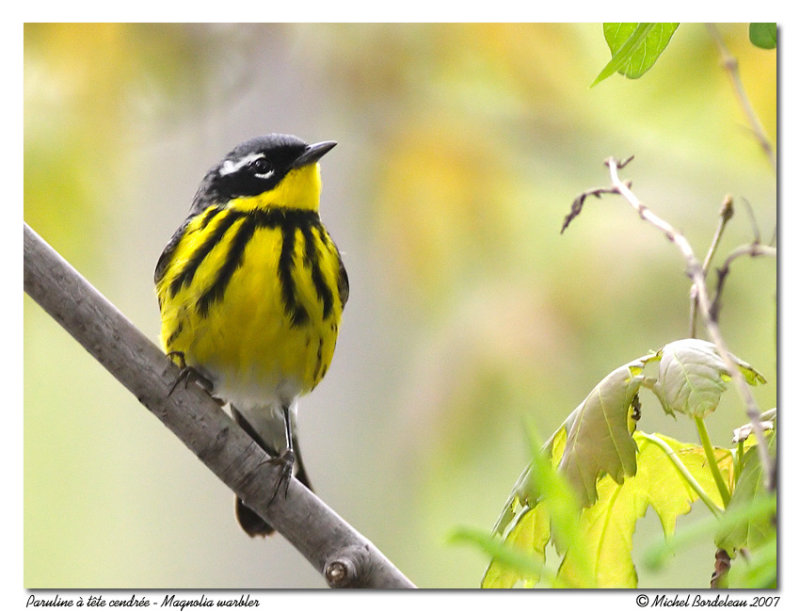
[292,140,337,168]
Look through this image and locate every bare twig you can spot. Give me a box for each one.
[562,156,634,233]
[740,198,762,245]
[602,158,774,492]
[702,196,736,274]
[706,24,776,172]
[710,243,777,323]
[689,196,735,337]
[23,223,415,589]
[562,187,618,234]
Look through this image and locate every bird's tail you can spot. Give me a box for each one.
[231,406,312,537]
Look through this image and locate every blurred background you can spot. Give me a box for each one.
[24,23,776,588]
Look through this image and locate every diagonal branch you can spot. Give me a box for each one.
[23,222,415,589]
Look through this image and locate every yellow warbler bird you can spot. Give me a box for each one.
[154,134,348,536]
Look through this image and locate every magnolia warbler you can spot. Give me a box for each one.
[154,134,348,536]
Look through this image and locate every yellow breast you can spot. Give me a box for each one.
[156,205,346,410]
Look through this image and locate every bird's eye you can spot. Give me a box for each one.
[251,157,272,176]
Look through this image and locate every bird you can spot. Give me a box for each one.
[154,133,348,536]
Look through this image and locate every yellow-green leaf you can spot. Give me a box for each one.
[482,505,551,588]
[559,432,732,587]
[491,426,568,538]
[487,431,733,588]
[593,23,679,86]
[636,432,733,531]
[492,354,656,535]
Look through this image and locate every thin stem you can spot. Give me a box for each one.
[734,440,745,481]
[705,24,776,172]
[690,195,734,337]
[710,243,776,323]
[639,432,722,518]
[694,416,731,507]
[718,243,777,270]
[702,196,735,274]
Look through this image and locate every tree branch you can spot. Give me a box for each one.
[23,223,415,589]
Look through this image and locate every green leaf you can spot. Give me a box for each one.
[526,422,591,583]
[651,339,765,418]
[592,23,679,86]
[484,424,589,587]
[644,492,775,573]
[637,432,733,532]
[484,339,769,588]
[453,524,551,588]
[556,466,646,587]
[749,23,777,50]
[557,358,647,506]
[492,354,656,536]
[715,433,776,555]
[564,432,734,586]
[480,505,552,588]
[487,432,733,588]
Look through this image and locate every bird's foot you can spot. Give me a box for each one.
[267,449,295,505]
[166,351,214,396]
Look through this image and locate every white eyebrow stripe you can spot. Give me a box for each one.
[219,152,265,176]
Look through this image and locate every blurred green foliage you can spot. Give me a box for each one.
[24,23,775,588]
